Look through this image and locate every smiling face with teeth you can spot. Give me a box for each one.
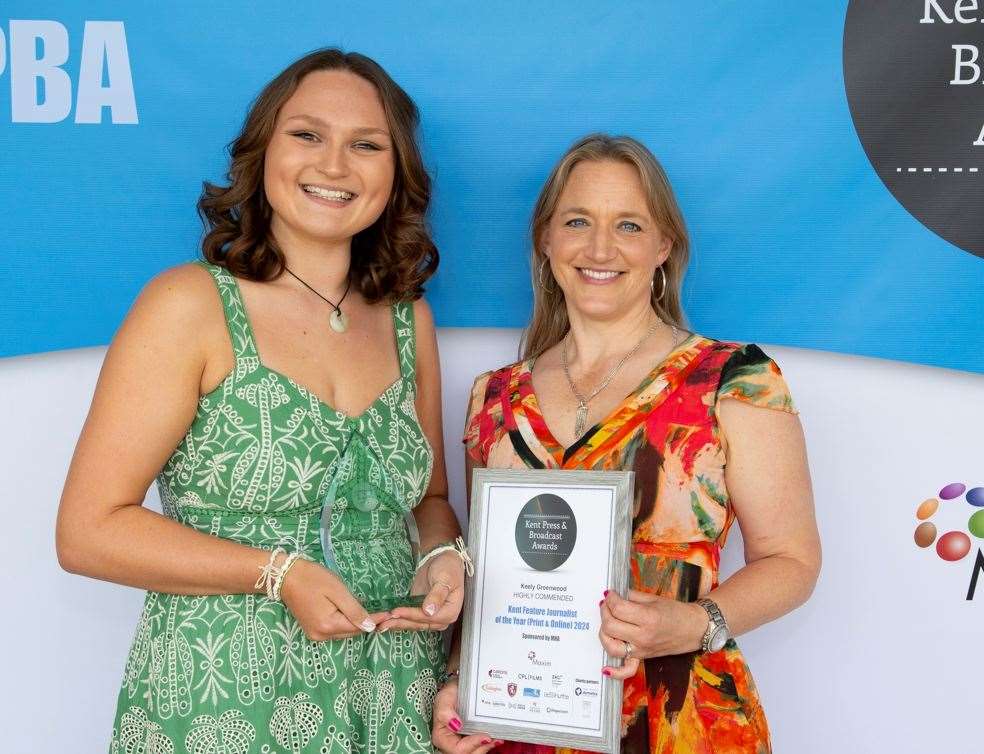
[263,69,395,258]
[541,159,672,323]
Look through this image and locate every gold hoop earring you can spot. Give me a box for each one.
[652,266,668,301]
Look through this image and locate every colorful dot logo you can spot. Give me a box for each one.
[913,482,984,561]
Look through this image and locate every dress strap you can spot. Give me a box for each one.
[196,261,259,362]
[393,301,417,381]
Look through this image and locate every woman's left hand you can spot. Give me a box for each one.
[599,589,708,679]
[377,551,465,633]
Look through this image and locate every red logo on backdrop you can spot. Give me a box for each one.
[912,481,984,599]
[507,683,517,697]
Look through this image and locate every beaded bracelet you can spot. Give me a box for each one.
[272,552,310,601]
[254,547,287,599]
[416,536,475,577]
[254,548,311,602]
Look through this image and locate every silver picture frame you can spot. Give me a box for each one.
[458,468,634,753]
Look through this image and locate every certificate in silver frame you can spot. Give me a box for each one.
[458,468,634,753]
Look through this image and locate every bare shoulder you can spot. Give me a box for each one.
[115,262,227,372]
[132,263,218,322]
[411,297,435,334]
[717,396,804,455]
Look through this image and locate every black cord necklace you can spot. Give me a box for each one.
[284,266,352,333]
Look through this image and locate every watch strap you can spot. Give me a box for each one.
[696,598,730,653]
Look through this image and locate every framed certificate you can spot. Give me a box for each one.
[458,469,634,753]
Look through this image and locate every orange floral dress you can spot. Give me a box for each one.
[463,335,796,754]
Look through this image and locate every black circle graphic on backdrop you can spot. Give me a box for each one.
[514,494,577,571]
[844,1,984,259]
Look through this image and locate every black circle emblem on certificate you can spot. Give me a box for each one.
[515,493,577,571]
[844,1,984,259]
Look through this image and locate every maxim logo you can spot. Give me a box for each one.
[913,481,984,599]
[527,651,551,668]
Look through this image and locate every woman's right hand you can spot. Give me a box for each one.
[432,679,503,753]
[280,559,390,641]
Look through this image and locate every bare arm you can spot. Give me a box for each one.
[55,265,379,638]
[601,399,821,675]
[381,300,464,631]
[701,398,821,635]
[410,298,461,550]
[55,265,270,595]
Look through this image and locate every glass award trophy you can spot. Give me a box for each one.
[319,436,426,612]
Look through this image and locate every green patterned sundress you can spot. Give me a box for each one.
[110,262,444,754]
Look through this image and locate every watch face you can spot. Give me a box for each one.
[708,628,729,653]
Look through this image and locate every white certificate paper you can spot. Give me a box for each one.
[459,470,633,753]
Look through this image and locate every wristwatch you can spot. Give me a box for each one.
[696,598,731,653]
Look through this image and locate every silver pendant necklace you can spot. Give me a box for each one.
[284,266,352,333]
[561,320,677,438]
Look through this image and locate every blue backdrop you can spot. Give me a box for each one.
[2,1,982,372]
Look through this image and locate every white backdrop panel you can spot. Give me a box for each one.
[1,331,982,752]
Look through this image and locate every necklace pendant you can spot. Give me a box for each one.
[574,402,589,438]
[329,308,348,333]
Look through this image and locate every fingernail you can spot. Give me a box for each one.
[603,590,610,597]
[598,599,604,606]
[449,717,461,732]
[482,739,492,745]
[360,619,376,632]
[602,668,612,676]
[424,603,437,616]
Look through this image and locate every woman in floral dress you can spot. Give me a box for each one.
[57,49,465,753]
[433,135,821,754]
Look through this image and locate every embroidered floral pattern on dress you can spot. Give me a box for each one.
[109,263,442,753]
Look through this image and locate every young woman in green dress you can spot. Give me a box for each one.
[57,49,466,754]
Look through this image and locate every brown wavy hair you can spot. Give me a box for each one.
[521,134,690,360]
[198,48,438,302]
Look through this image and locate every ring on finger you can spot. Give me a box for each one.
[623,641,634,659]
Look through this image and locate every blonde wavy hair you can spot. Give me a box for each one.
[520,134,690,360]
